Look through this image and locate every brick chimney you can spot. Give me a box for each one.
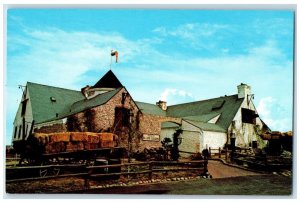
[156,100,167,111]
[237,83,251,99]
[81,85,91,99]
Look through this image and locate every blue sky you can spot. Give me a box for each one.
[5,9,294,144]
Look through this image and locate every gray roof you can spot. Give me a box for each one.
[27,82,84,124]
[135,95,243,131]
[167,95,244,130]
[182,112,220,123]
[184,119,226,133]
[26,78,244,133]
[161,121,180,128]
[135,101,166,116]
[27,82,122,124]
[69,88,121,115]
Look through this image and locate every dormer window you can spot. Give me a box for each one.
[50,97,56,102]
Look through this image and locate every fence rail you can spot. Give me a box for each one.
[208,147,252,160]
[6,160,208,188]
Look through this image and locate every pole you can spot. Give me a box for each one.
[149,162,153,180]
[110,54,112,70]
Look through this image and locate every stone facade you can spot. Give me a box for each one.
[34,123,67,134]
[63,88,182,152]
[139,114,181,150]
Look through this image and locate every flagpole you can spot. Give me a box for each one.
[110,50,112,70]
[110,50,118,70]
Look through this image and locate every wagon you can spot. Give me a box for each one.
[12,132,125,177]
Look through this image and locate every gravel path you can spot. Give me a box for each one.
[208,160,262,179]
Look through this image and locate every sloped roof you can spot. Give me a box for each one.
[184,119,226,133]
[27,82,85,124]
[93,70,123,89]
[183,112,220,123]
[135,101,167,116]
[161,121,180,128]
[69,88,122,115]
[167,95,244,130]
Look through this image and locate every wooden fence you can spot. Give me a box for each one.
[6,160,208,189]
[208,147,252,160]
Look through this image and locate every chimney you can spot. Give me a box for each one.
[81,85,90,99]
[237,83,251,99]
[156,100,167,111]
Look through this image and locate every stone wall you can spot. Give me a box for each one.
[34,123,67,134]
[65,88,181,152]
[138,114,181,150]
[33,88,183,153]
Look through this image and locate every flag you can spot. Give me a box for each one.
[111,51,119,63]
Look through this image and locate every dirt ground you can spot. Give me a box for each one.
[5,160,293,195]
[80,174,292,195]
[208,160,262,178]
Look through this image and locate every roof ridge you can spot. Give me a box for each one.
[183,119,226,132]
[135,101,156,105]
[168,94,238,108]
[71,87,122,107]
[27,82,80,93]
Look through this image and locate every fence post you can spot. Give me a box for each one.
[204,160,208,174]
[84,174,90,189]
[219,147,221,158]
[209,147,211,157]
[225,148,228,161]
[148,162,153,180]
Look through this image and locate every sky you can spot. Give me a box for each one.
[5,9,294,145]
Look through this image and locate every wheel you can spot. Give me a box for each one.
[39,164,48,177]
[50,167,60,176]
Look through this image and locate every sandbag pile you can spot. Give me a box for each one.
[261,131,293,140]
[33,132,116,154]
[99,133,114,148]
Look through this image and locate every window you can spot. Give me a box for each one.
[50,97,56,102]
[18,125,22,139]
[114,107,130,129]
[13,126,18,139]
[21,99,28,116]
[121,93,127,105]
[241,108,258,124]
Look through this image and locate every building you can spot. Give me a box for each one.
[12,70,270,155]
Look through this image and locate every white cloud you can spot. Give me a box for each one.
[159,88,195,105]
[154,23,229,39]
[257,97,292,132]
[6,26,293,144]
[152,23,230,50]
[263,118,291,132]
[7,28,148,89]
[257,97,274,117]
[160,88,177,101]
